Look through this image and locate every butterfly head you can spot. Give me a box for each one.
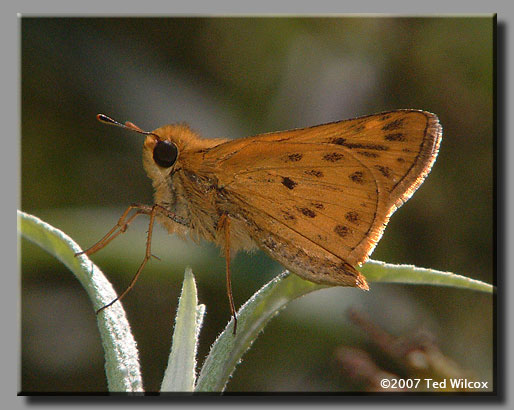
[142,127,180,179]
[96,114,183,180]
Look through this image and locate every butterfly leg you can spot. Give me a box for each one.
[219,213,237,335]
[75,203,153,257]
[76,203,189,257]
[76,203,189,314]
[96,204,161,314]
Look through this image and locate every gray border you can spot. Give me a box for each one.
[10,2,509,409]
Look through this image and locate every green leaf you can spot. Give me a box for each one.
[161,268,205,392]
[361,259,494,293]
[18,210,143,393]
[195,271,327,392]
[195,260,493,392]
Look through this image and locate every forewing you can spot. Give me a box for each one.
[206,110,441,264]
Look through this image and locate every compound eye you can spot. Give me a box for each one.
[153,140,178,168]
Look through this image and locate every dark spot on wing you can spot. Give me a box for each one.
[305,169,324,178]
[282,210,296,221]
[334,225,350,238]
[345,211,359,224]
[330,138,389,151]
[349,171,364,184]
[384,133,406,142]
[382,118,405,131]
[311,202,324,210]
[285,153,303,162]
[375,165,392,178]
[281,176,297,190]
[297,207,316,218]
[396,157,405,163]
[322,152,345,162]
[331,138,346,145]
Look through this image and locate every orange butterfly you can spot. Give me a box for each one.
[78,110,442,333]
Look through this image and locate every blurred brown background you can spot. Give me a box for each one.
[21,17,493,392]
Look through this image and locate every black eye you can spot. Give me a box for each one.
[153,140,178,168]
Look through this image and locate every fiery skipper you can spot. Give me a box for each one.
[78,110,442,333]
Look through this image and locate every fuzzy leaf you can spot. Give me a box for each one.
[18,210,143,392]
[195,271,326,392]
[196,260,492,392]
[362,259,493,293]
[161,268,205,392]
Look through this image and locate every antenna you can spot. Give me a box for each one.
[96,114,157,137]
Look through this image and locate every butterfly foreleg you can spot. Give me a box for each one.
[78,203,190,314]
[95,204,165,313]
[75,203,154,257]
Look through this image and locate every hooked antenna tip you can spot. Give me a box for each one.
[97,114,122,126]
[96,114,154,136]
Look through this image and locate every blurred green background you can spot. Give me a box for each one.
[21,17,493,393]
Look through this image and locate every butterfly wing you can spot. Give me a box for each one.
[203,110,441,287]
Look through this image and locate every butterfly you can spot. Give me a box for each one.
[78,109,442,333]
